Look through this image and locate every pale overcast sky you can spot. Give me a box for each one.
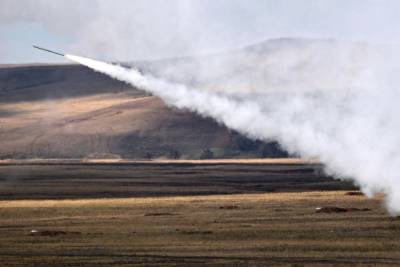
[0,0,399,63]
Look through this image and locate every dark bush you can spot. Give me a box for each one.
[200,148,214,159]
[168,149,181,159]
[259,142,289,158]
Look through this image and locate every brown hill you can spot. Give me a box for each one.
[0,64,286,159]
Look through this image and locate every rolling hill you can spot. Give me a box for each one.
[0,62,286,159]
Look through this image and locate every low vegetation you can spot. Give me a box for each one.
[1,191,399,266]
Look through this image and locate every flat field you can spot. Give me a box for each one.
[0,161,399,266]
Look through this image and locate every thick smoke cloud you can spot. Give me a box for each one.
[67,39,400,215]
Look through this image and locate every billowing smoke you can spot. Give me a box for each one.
[66,40,400,215]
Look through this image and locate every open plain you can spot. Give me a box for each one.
[1,161,399,266]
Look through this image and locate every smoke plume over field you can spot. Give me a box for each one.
[67,40,400,215]
[2,1,400,213]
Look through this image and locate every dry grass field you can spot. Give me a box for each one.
[0,161,399,266]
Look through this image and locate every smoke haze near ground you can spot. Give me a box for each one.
[67,40,400,215]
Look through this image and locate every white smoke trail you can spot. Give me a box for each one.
[66,52,400,215]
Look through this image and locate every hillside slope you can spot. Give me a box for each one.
[0,64,286,159]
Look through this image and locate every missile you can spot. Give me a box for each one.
[33,45,65,57]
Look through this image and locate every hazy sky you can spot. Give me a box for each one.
[0,0,399,63]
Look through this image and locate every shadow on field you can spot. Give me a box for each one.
[0,162,355,200]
